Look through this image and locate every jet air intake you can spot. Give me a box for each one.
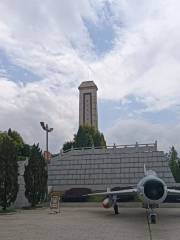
[144,179,165,200]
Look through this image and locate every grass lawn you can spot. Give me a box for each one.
[0,207,16,214]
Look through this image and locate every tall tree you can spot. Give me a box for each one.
[0,134,18,210]
[21,144,31,157]
[74,126,93,148]
[93,132,106,147]
[24,144,47,207]
[63,125,106,151]
[74,125,106,148]
[63,141,74,152]
[169,146,180,182]
[6,129,30,158]
[7,128,24,149]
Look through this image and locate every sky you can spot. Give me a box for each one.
[0,0,180,153]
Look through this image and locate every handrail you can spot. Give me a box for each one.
[61,141,157,154]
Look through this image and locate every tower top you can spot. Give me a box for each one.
[78,81,98,90]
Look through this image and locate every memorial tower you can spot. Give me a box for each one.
[78,81,98,129]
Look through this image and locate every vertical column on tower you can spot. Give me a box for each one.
[78,81,98,130]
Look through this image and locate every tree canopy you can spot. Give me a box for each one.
[169,146,180,182]
[63,141,74,152]
[0,134,18,210]
[7,128,24,149]
[24,144,47,207]
[63,125,106,151]
[0,129,30,159]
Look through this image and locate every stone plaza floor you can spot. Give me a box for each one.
[0,206,180,240]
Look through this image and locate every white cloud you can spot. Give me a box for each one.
[0,0,98,79]
[106,118,180,152]
[91,0,180,111]
[1,0,179,111]
[0,77,78,152]
[0,0,97,152]
[0,0,180,152]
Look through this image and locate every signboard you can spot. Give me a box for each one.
[44,151,52,162]
[50,192,61,213]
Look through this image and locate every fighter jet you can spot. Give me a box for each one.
[86,165,180,224]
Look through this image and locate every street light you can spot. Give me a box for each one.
[40,121,53,163]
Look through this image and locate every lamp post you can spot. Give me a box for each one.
[40,122,53,163]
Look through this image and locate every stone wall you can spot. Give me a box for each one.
[48,142,176,192]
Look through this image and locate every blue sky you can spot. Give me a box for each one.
[0,0,180,153]
[84,1,118,57]
[99,97,179,130]
[0,48,41,83]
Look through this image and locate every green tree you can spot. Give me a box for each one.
[169,146,180,182]
[63,141,74,152]
[7,128,24,150]
[0,134,18,210]
[24,144,47,207]
[0,132,7,142]
[74,126,93,148]
[63,126,106,151]
[93,132,106,147]
[6,129,30,158]
[21,144,31,157]
[74,125,106,148]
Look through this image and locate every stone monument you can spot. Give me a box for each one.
[13,159,30,208]
[78,81,98,129]
[48,82,176,193]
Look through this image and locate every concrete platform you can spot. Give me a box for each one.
[0,207,180,240]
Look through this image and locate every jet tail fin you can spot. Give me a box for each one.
[144,164,157,176]
[107,187,111,192]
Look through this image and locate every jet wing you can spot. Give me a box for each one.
[165,188,180,202]
[86,188,137,197]
[167,189,180,195]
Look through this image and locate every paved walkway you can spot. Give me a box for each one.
[0,207,180,240]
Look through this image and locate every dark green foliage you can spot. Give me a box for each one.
[0,132,8,142]
[8,129,31,158]
[74,125,106,148]
[7,128,24,150]
[93,132,106,147]
[63,141,74,152]
[0,208,16,213]
[63,125,106,151]
[0,134,18,210]
[24,144,47,207]
[21,144,31,157]
[169,146,180,182]
[74,126,94,148]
